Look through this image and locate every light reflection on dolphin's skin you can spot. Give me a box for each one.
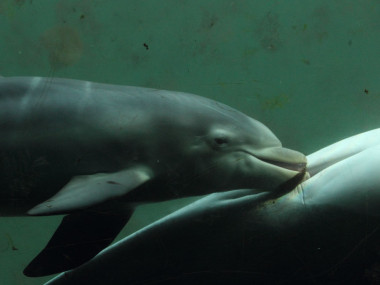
[46,129,380,285]
[0,76,306,276]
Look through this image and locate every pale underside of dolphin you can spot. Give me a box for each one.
[0,76,306,276]
[46,129,380,285]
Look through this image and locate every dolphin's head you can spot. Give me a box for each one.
[185,112,307,194]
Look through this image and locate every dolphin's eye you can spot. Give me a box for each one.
[214,137,229,146]
[214,138,228,145]
[207,128,232,150]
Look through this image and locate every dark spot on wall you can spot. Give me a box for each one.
[14,0,26,6]
[348,39,352,46]
[301,59,311,65]
[311,6,330,42]
[255,12,283,52]
[200,12,218,31]
[131,54,141,66]
[15,0,30,7]
[260,94,290,110]
[143,43,149,50]
[40,25,83,70]
[293,6,330,45]
[364,89,369,94]
[55,0,101,37]
[0,0,28,15]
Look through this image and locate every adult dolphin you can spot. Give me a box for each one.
[45,129,380,284]
[0,76,306,276]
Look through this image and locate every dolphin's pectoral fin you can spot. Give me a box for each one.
[23,208,134,277]
[27,166,153,215]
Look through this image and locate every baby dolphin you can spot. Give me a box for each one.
[0,76,306,276]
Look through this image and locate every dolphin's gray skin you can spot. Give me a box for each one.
[46,129,380,285]
[0,77,306,276]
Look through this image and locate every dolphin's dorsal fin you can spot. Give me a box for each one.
[27,166,153,215]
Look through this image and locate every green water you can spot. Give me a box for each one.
[1,0,380,284]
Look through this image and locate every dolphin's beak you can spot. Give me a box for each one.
[237,145,307,191]
[251,147,307,173]
[252,147,307,194]
[259,158,306,172]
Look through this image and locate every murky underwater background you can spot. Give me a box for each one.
[0,0,380,284]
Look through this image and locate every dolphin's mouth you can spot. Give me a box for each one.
[260,158,306,172]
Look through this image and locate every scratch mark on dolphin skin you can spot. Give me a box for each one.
[107,181,121,185]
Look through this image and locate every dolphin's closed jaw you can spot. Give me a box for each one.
[245,147,307,173]
[259,158,306,172]
[234,147,307,192]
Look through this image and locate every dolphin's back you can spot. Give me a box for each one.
[0,77,250,146]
